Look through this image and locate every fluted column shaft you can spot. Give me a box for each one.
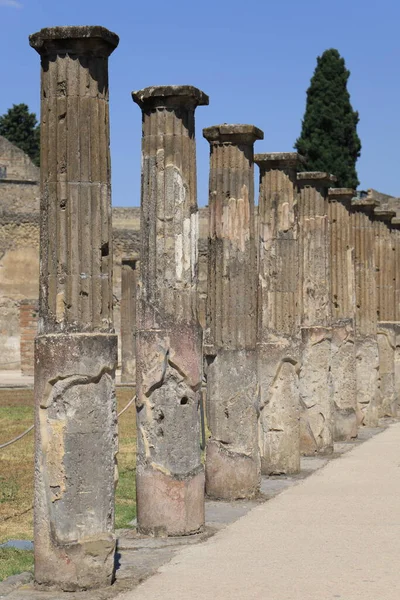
[204,124,263,500]
[132,86,208,535]
[375,218,396,322]
[352,201,380,426]
[120,255,139,383]
[327,188,358,440]
[30,26,119,591]
[297,172,335,455]
[255,153,302,475]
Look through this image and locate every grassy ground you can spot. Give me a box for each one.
[0,386,136,580]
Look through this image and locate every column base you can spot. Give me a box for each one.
[299,326,334,455]
[258,342,300,475]
[34,333,118,591]
[377,323,399,418]
[356,335,380,427]
[136,463,205,536]
[331,321,358,441]
[205,349,260,499]
[205,440,260,500]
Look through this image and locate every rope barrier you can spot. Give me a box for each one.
[0,395,136,451]
[0,425,34,450]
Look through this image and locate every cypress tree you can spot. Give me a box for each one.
[0,103,40,166]
[295,49,361,189]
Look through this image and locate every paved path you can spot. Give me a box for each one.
[116,423,400,600]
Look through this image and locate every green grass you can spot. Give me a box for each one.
[0,547,34,581]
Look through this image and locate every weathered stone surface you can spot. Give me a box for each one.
[299,326,333,455]
[205,350,259,498]
[328,188,358,441]
[203,124,262,499]
[258,343,300,475]
[120,255,139,384]
[331,321,358,440]
[355,336,380,427]
[255,153,303,474]
[297,173,335,455]
[132,85,207,535]
[377,322,399,418]
[30,25,119,589]
[34,334,118,590]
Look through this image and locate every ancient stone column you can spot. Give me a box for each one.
[297,172,336,455]
[327,188,358,440]
[120,255,139,384]
[255,153,302,475]
[352,197,380,426]
[132,86,208,535]
[374,208,399,418]
[203,124,263,499]
[30,26,119,590]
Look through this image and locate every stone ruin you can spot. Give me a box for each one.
[0,22,397,591]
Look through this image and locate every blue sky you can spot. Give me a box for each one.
[1,0,399,206]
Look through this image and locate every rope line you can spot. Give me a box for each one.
[0,395,136,451]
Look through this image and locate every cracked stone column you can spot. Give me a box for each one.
[121,254,139,384]
[30,26,119,590]
[352,198,381,426]
[327,188,358,440]
[203,124,263,499]
[374,209,399,417]
[132,86,208,535]
[255,153,302,475]
[297,172,336,455]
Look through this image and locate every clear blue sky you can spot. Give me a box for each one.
[1,0,399,206]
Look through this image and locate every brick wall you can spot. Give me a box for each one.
[20,300,38,376]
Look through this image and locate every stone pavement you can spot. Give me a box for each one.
[114,422,400,600]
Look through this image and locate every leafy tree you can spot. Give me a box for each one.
[295,49,361,189]
[0,103,40,166]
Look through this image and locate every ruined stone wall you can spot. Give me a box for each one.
[0,143,143,371]
[0,212,40,369]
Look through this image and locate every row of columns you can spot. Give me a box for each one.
[29,25,400,591]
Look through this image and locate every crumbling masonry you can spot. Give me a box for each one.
[203,124,263,499]
[30,26,119,590]
[255,153,303,474]
[297,172,336,455]
[327,188,358,440]
[132,86,208,535]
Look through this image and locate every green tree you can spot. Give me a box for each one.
[295,49,361,189]
[0,104,40,166]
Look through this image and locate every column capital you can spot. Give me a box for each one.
[132,85,209,110]
[255,152,304,170]
[374,207,397,222]
[297,172,337,186]
[328,187,355,206]
[29,26,119,57]
[203,124,264,145]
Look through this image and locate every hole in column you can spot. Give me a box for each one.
[101,242,109,257]
[180,396,189,405]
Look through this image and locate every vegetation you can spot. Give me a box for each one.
[0,104,40,166]
[295,49,361,189]
[0,387,136,580]
[0,547,34,581]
